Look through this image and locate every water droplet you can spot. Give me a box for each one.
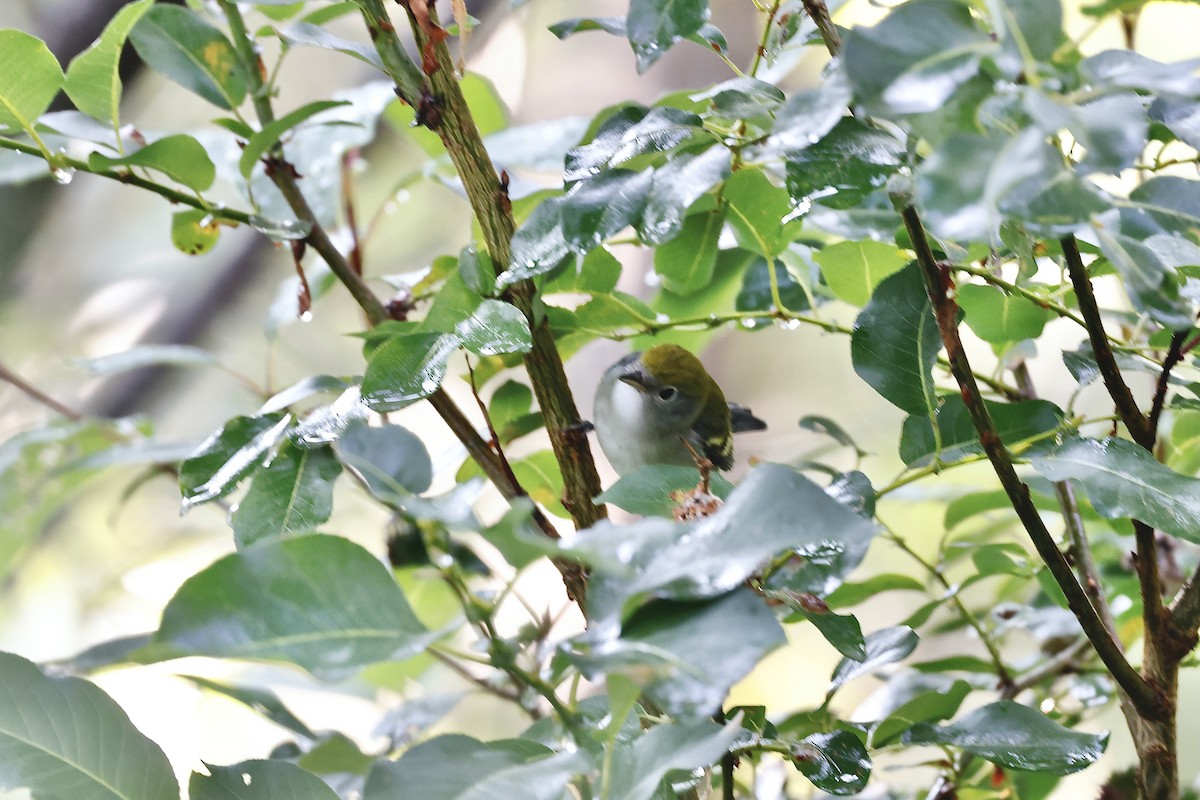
[655,313,670,324]
[776,318,802,330]
[298,310,313,322]
[199,214,214,227]
[395,189,411,203]
[644,270,662,287]
[247,215,312,241]
[383,201,398,215]
[50,166,75,185]
[740,318,762,329]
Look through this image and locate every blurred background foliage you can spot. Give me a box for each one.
[2,0,1200,796]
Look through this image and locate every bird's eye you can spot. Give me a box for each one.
[658,386,677,401]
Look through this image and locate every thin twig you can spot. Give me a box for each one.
[801,0,842,56]
[899,203,1159,717]
[0,361,85,421]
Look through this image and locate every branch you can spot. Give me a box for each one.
[368,0,608,533]
[898,202,1160,717]
[801,0,843,56]
[1061,235,1154,449]
[1148,330,1186,438]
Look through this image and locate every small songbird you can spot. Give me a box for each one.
[592,344,767,477]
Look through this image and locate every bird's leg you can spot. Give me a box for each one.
[680,438,714,494]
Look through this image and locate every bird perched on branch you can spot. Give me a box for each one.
[593,344,767,478]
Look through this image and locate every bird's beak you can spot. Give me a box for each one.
[618,365,650,393]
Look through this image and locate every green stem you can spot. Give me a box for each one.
[749,0,783,77]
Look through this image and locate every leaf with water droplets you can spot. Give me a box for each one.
[171,209,221,255]
[565,105,704,183]
[231,442,342,548]
[900,397,1063,467]
[190,760,338,800]
[561,168,655,253]
[180,414,292,509]
[785,118,903,212]
[764,67,852,156]
[361,332,459,412]
[1095,227,1191,329]
[794,730,871,795]
[455,299,533,356]
[498,195,570,287]
[626,0,710,73]
[1030,436,1200,544]
[828,626,919,695]
[902,700,1108,774]
[638,146,730,245]
[608,717,743,800]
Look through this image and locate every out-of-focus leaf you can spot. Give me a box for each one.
[278,21,384,70]
[180,414,292,509]
[859,675,972,747]
[1030,436,1200,544]
[190,760,338,800]
[625,0,710,73]
[152,534,433,679]
[899,397,1063,467]
[64,0,154,127]
[828,626,919,695]
[568,591,785,718]
[596,464,733,516]
[364,735,589,800]
[691,77,784,120]
[764,66,852,156]
[75,344,219,375]
[851,263,939,415]
[181,675,316,740]
[1150,95,1200,150]
[817,241,909,307]
[1095,227,1191,330]
[130,5,247,109]
[231,442,341,547]
[825,574,926,608]
[1080,50,1200,96]
[0,651,178,800]
[608,718,742,800]
[902,701,1108,774]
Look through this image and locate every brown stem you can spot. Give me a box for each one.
[898,204,1160,717]
[1061,235,1154,449]
[801,0,842,56]
[0,361,85,421]
[1148,330,1186,438]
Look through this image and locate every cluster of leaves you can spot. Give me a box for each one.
[2,0,1200,797]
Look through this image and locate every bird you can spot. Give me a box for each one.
[592,344,767,477]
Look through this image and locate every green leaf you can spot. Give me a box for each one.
[608,718,742,800]
[957,283,1052,343]
[64,0,154,127]
[1081,50,1200,96]
[900,397,1063,467]
[794,730,871,795]
[278,21,385,70]
[638,147,730,244]
[851,263,940,415]
[798,607,867,661]
[825,573,926,608]
[361,332,460,411]
[334,419,433,502]
[549,17,627,39]
[172,209,221,255]
[181,675,316,739]
[842,0,995,115]
[567,463,877,631]
[816,240,909,307]
[829,626,919,695]
[765,66,853,155]
[1151,96,1200,151]
[1095,227,1191,330]
[723,168,796,257]
[511,450,569,518]
[544,247,622,295]
[565,106,704,183]
[89,133,216,191]
[239,99,351,177]
[595,464,733,516]
[455,299,533,356]
[231,442,342,547]
[863,675,972,747]
[152,534,433,679]
[180,414,292,509]
[0,650,178,800]
[500,195,571,286]
[692,77,785,120]
[990,0,1063,66]
[785,118,903,212]
[364,735,590,800]
[130,5,247,110]
[0,30,64,136]
[486,381,543,445]
[561,168,655,253]
[626,0,710,73]
[735,254,814,315]
[799,415,868,456]
[902,700,1109,774]
[1074,93,1148,174]
[191,760,338,800]
[1030,436,1200,544]
[75,343,219,374]
[569,591,785,718]
[654,209,724,294]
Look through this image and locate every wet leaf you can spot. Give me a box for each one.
[191,760,338,800]
[902,700,1108,774]
[899,397,1063,467]
[1080,50,1200,96]
[692,77,784,120]
[64,0,154,127]
[180,414,292,509]
[455,299,533,356]
[654,209,724,294]
[544,247,622,295]
[828,626,919,695]
[794,730,871,795]
[0,651,178,800]
[862,675,972,747]
[1095,227,1191,329]
[817,240,909,307]
[735,255,814,315]
[0,30,64,136]
[569,591,785,718]
[334,419,433,501]
[825,573,926,608]
[153,534,433,679]
[625,0,710,73]
[1150,95,1200,151]
[130,5,247,110]
[565,105,703,183]
[499,195,571,286]
[595,464,733,516]
[957,283,1052,343]
[785,118,902,213]
[796,607,867,661]
[561,168,654,253]
[361,332,460,411]
[90,133,215,190]
[765,67,852,156]
[842,0,995,115]
[171,209,221,254]
[1030,436,1200,544]
[364,735,589,800]
[1074,94,1148,174]
[638,146,729,245]
[608,718,742,800]
[232,442,342,547]
[278,21,384,70]
[851,263,940,415]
